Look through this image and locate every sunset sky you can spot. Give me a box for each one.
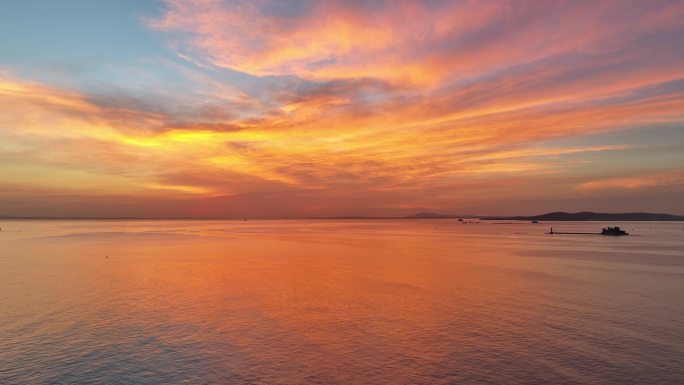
[1,0,683,218]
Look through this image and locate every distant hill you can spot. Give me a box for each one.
[406,212,461,219]
[3,211,683,221]
[483,211,684,221]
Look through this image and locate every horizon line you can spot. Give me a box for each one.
[2,211,683,221]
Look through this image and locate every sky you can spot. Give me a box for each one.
[1,0,683,218]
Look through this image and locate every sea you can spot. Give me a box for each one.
[1,219,682,384]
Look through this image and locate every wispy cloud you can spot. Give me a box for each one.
[577,171,684,192]
[1,1,684,216]
[149,1,684,84]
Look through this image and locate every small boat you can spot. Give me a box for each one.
[531,220,539,223]
[601,226,628,236]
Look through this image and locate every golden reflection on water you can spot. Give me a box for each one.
[1,220,683,384]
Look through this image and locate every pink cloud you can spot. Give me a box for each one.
[149,1,684,85]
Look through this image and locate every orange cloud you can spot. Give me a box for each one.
[2,68,684,217]
[3,1,684,217]
[576,171,684,192]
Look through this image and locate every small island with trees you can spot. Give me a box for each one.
[601,226,629,236]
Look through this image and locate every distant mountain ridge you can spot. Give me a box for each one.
[484,211,684,221]
[2,211,683,221]
[407,212,463,218]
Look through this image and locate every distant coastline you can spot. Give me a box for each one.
[2,211,683,221]
[317,211,684,221]
[480,211,684,221]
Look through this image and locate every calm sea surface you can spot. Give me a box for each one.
[0,219,682,384]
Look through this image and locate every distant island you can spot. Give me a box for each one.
[406,212,468,219]
[312,211,684,220]
[324,211,684,221]
[482,211,684,221]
